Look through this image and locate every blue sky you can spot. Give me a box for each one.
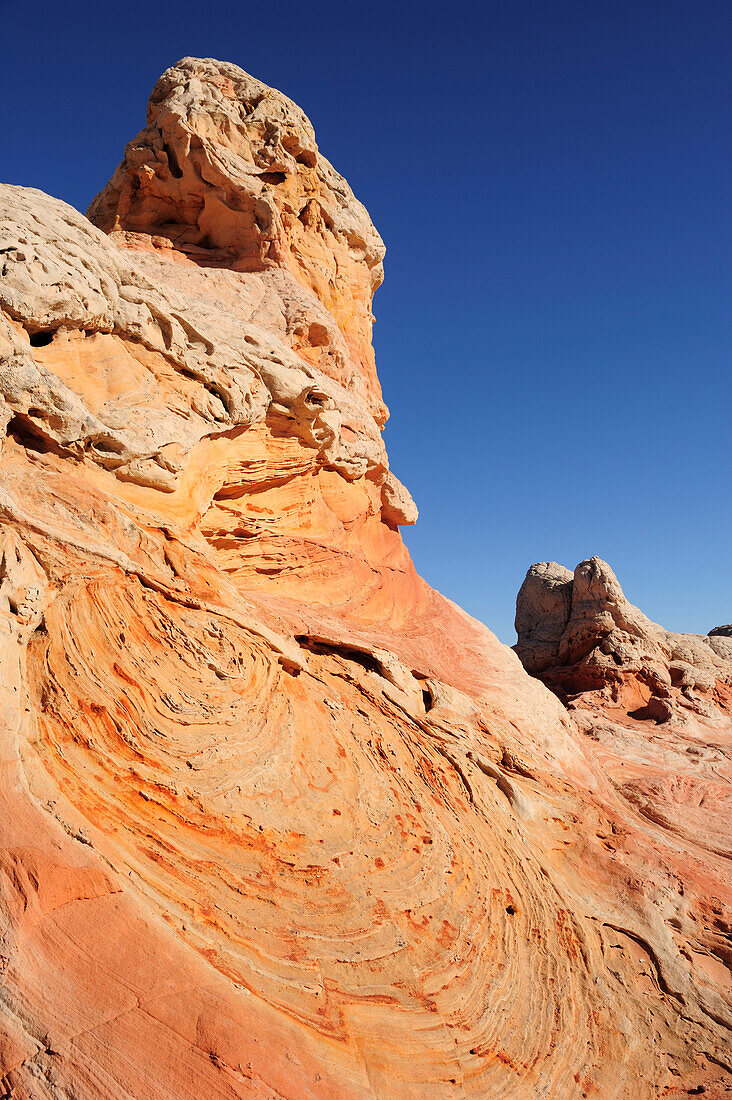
[2,0,730,642]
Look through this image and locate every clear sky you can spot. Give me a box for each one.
[2,0,730,642]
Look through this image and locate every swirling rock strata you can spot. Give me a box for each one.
[0,60,729,1099]
[514,557,732,1091]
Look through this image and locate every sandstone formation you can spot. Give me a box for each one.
[0,59,730,1099]
[515,557,732,719]
[86,56,388,426]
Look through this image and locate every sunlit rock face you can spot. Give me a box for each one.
[0,60,729,1100]
[515,556,732,719]
[87,56,388,426]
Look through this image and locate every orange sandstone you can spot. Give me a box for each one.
[0,59,729,1099]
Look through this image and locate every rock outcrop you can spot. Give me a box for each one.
[515,556,732,721]
[0,59,730,1099]
[514,559,732,1085]
[87,57,388,426]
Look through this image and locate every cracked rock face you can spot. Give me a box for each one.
[0,60,730,1100]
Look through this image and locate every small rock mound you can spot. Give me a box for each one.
[515,556,732,720]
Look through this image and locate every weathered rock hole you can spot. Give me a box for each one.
[203,382,230,417]
[163,144,183,179]
[6,415,54,455]
[29,330,54,347]
[295,635,384,676]
[92,438,126,455]
[505,905,516,916]
[259,171,286,185]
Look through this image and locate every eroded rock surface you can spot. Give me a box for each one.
[87,56,388,425]
[515,556,732,720]
[514,557,732,1089]
[0,60,729,1099]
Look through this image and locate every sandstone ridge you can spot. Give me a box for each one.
[0,59,729,1100]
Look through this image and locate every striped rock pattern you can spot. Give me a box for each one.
[0,59,729,1099]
